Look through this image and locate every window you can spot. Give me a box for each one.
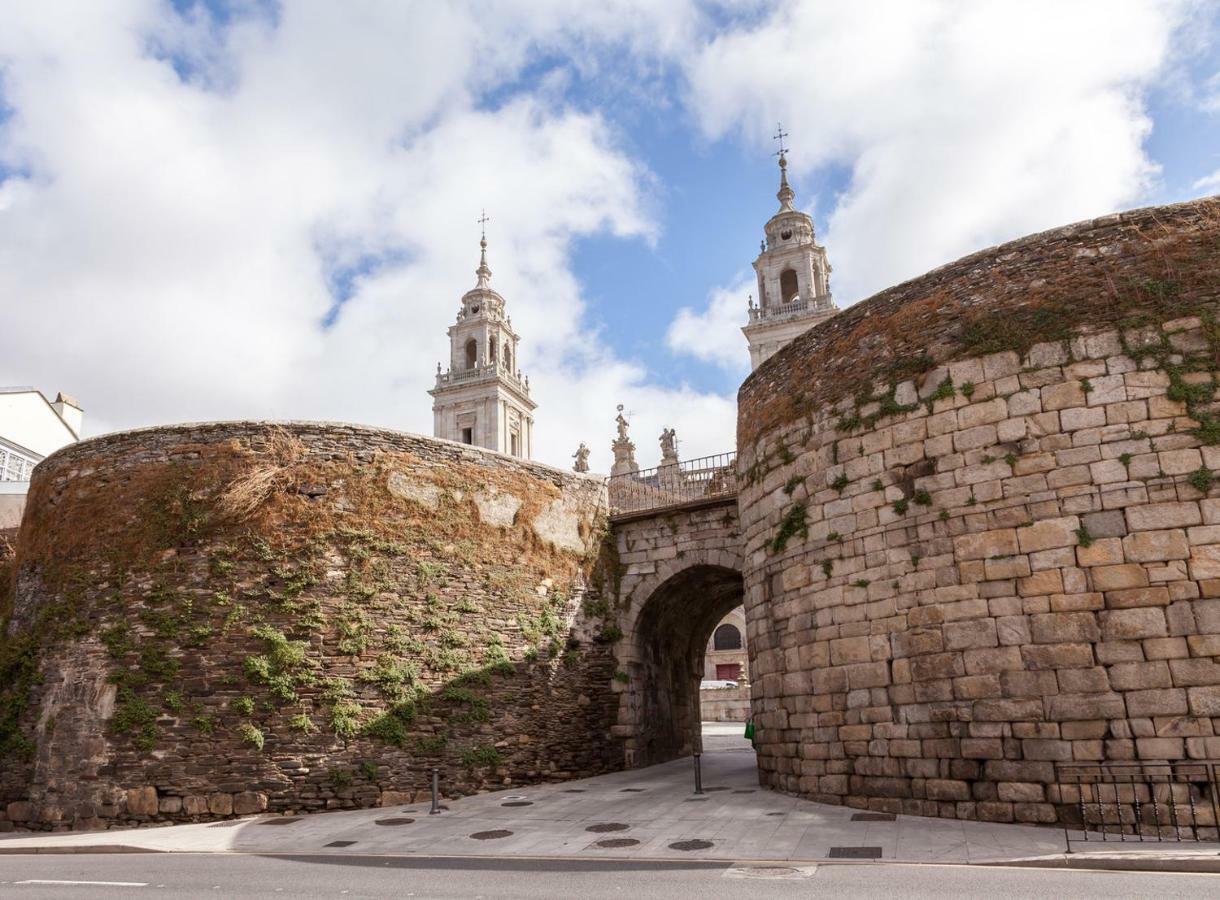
[779,268,799,303]
[460,427,473,445]
[465,338,478,370]
[503,344,512,374]
[510,433,519,457]
[715,663,741,681]
[713,624,742,651]
[0,446,36,482]
[489,341,497,364]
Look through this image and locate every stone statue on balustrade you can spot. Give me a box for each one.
[572,442,590,473]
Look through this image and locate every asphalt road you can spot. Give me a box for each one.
[2,853,1219,899]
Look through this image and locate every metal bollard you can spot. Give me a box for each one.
[430,767,442,814]
[693,752,704,795]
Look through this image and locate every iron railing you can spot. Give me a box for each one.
[607,451,737,516]
[1057,762,1220,846]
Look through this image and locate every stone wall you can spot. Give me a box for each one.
[0,422,620,832]
[737,196,1220,825]
[700,684,751,722]
[608,498,742,766]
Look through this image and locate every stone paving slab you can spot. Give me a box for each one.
[2,725,1212,870]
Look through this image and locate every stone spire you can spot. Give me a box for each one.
[776,153,795,212]
[475,209,492,288]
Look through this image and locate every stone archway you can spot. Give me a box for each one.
[613,554,744,767]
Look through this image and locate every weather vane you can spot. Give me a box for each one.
[773,122,789,158]
[478,209,490,241]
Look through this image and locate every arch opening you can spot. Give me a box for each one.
[779,268,799,303]
[712,623,742,651]
[464,338,478,370]
[629,563,744,767]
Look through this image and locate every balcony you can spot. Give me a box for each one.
[607,451,737,517]
[434,361,530,396]
[747,294,834,324]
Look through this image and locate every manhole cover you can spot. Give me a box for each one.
[502,801,533,807]
[470,829,513,840]
[620,788,645,793]
[561,789,586,793]
[704,787,730,792]
[828,846,882,859]
[685,798,709,802]
[374,818,415,826]
[257,817,301,826]
[851,813,896,822]
[325,840,357,848]
[585,822,630,833]
[595,838,640,849]
[503,795,529,800]
[669,839,714,852]
[766,812,785,817]
[732,790,757,794]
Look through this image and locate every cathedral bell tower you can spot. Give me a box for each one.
[429,220,536,458]
[741,128,838,370]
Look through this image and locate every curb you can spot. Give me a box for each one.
[0,845,160,855]
[979,854,1220,874]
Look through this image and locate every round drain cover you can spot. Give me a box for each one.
[561,789,586,793]
[766,812,785,816]
[470,829,513,840]
[502,801,533,807]
[669,839,714,851]
[704,787,730,792]
[596,838,640,849]
[732,790,757,794]
[585,822,630,833]
[374,818,415,826]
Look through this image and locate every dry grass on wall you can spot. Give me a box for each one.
[1,427,619,822]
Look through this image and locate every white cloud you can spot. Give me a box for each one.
[0,0,740,473]
[1194,168,1220,191]
[685,0,1194,304]
[665,272,752,371]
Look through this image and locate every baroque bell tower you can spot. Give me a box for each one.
[741,127,838,370]
[429,215,536,458]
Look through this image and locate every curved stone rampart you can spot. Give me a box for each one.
[737,196,1220,826]
[0,422,618,831]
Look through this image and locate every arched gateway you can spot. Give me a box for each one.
[608,497,744,767]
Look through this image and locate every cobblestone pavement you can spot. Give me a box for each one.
[2,724,1216,870]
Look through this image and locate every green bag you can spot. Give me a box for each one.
[744,721,755,739]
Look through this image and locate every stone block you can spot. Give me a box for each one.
[208,793,234,816]
[1082,510,1128,539]
[126,786,158,817]
[963,645,1024,674]
[1106,661,1171,691]
[1127,502,1201,531]
[1090,564,1148,590]
[985,556,1031,579]
[1077,538,1125,567]
[944,618,999,650]
[954,529,1018,561]
[1135,737,1185,759]
[996,615,1031,646]
[1016,517,1080,554]
[1187,687,1220,716]
[1106,587,1170,609]
[183,796,208,816]
[830,636,873,666]
[1168,657,1220,687]
[974,698,1045,721]
[1099,608,1167,641]
[233,792,268,816]
[1122,530,1188,563]
[1030,612,1099,644]
[1041,381,1087,411]
[1124,688,1188,717]
[1188,544,1220,580]
[1021,642,1094,670]
[1047,692,1126,721]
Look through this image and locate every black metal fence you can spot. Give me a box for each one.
[607,451,737,516]
[1057,761,1220,845]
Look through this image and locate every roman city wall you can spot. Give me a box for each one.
[737,196,1220,826]
[0,422,620,831]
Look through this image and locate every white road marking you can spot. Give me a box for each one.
[15,880,148,887]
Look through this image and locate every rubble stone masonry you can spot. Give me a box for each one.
[0,422,618,831]
[737,196,1220,825]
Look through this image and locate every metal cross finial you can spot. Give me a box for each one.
[477,209,490,241]
[773,123,789,158]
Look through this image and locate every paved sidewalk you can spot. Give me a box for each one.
[2,723,1216,871]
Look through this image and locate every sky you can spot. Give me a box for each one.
[1,0,1219,473]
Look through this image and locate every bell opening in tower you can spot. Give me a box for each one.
[780,268,799,303]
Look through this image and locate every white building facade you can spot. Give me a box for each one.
[429,237,536,458]
[0,387,82,528]
[741,152,839,370]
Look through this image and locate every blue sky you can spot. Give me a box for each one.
[1,1,1218,470]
